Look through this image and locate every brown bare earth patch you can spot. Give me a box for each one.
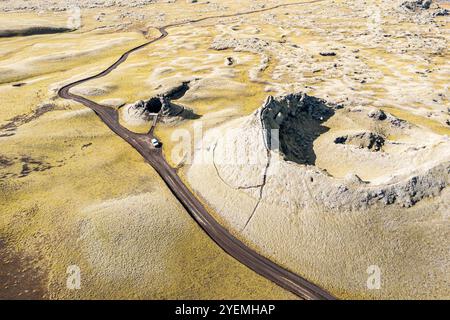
[0,238,47,300]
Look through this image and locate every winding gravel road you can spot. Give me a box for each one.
[58,0,336,300]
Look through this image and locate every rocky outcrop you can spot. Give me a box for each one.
[0,0,159,12]
[399,0,449,17]
[334,132,385,152]
[433,8,449,17]
[211,37,270,53]
[400,0,433,11]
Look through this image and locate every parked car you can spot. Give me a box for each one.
[151,138,161,148]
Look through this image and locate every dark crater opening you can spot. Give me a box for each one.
[144,97,163,113]
[263,93,337,165]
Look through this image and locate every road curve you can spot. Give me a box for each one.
[58,0,336,300]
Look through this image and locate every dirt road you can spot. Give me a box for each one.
[58,0,336,300]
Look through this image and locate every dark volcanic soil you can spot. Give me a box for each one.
[0,238,47,299]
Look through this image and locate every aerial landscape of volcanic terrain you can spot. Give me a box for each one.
[0,0,449,300]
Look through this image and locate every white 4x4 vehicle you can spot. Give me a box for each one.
[151,138,161,148]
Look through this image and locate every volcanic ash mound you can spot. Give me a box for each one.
[190,92,450,211]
